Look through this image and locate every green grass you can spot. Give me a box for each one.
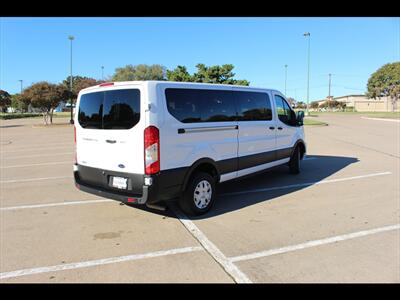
[307,111,400,119]
[53,112,73,118]
[0,112,73,120]
[303,118,328,126]
[364,112,400,119]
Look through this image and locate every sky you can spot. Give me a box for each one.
[1,17,399,102]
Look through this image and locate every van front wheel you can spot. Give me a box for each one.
[179,172,216,216]
[289,146,301,174]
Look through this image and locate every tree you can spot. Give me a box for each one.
[310,101,319,109]
[166,63,250,86]
[286,97,296,108]
[296,101,307,109]
[22,82,69,124]
[192,64,249,86]
[112,64,167,81]
[166,65,193,82]
[10,94,30,112]
[0,90,11,112]
[367,62,400,111]
[62,76,101,103]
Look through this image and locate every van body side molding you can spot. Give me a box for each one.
[178,125,238,134]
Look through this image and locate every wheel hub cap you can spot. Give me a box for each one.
[194,180,212,209]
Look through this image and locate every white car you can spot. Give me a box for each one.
[73,81,306,216]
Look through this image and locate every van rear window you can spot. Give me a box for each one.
[78,89,140,129]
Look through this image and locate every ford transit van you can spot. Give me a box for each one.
[73,81,306,216]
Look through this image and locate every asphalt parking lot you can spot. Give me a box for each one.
[0,114,399,283]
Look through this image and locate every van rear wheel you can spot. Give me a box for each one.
[289,146,301,174]
[179,172,216,216]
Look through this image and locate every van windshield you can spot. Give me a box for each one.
[78,89,140,130]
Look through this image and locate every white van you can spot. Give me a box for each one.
[73,81,306,216]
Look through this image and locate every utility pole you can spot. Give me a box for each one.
[68,35,74,124]
[284,64,288,96]
[303,32,311,115]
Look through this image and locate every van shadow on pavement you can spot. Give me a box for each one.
[126,155,358,220]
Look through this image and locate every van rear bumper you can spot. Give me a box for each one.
[75,178,150,204]
[73,164,158,205]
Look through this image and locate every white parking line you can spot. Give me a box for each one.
[1,152,73,160]
[169,205,252,283]
[0,176,73,184]
[0,246,203,280]
[0,145,72,154]
[0,199,113,211]
[229,224,400,263]
[1,161,71,169]
[220,171,392,197]
[361,117,400,123]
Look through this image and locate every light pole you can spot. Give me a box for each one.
[68,35,74,124]
[284,64,288,96]
[101,66,104,81]
[328,73,332,98]
[18,80,23,94]
[303,32,311,115]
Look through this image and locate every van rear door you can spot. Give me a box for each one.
[75,85,144,175]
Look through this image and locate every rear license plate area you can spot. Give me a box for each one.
[110,176,128,190]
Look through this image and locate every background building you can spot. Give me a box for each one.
[316,95,399,112]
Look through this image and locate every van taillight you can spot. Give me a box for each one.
[144,126,160,175]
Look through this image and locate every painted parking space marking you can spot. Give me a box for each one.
[0,199,112,211]
[0,246,203,279]
[1,152,73,160]
[0,145,72,154]
[1,161,71,169]
[229,224,400,263]
[169,204,252,283]
[220,171,392,197]
[0,176,73,184]
[361,117,400,123]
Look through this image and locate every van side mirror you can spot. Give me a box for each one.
[296,111,305,126]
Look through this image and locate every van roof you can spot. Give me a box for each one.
[80,80,281,94]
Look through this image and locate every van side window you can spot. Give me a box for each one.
[275,95,295,125]
[235,91,272,121]
[199,90,236,122]
[165,88,236,123]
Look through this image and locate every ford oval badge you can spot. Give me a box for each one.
[118,164,125,169]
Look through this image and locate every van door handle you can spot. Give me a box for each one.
[106,140,116,144]
[277,127,283,130]
[269,126,275,130]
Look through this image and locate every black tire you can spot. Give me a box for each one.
[289,146,301,174]
[179,172,216,216]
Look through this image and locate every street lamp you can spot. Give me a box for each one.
[68,35,74,124]
[303,32,311,115]
[18,80,23,94]
[101,66,104,81]
[328,73,332,98]
[284,64,288,96]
